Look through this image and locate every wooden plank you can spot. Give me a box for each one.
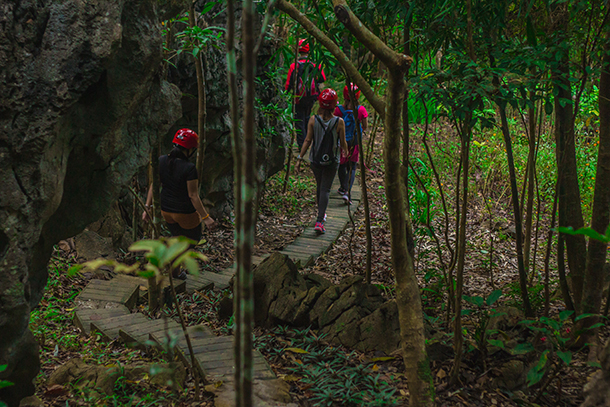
[74,305,129,335]
[200,272,232,285]
[120,319,182,347]
[185,275,215,293]
[91,313,148,341]
[119,320,168,345]
[78,280,139,310]
[282,244,326,254]
[114,274,186,296]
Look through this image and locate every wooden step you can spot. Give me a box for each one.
[90,313,149,341]
[198,272,232,290]
[167,325,217,365]
[185,273,215,293]
[113,274,186,297]
[77,279,139,310]
[119,318,182,347]
[73,305,129,335]
[194,347,275,382]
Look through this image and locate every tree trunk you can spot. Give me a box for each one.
[523,96,536,273]
[580,31,610,326]
[189,6,207,179]
[449,121,470,386]
[276,2,433,404]
[238,0,257,405]
[226,1,244,403]
[553,6,587,311]
[497,101,534,316]
[385,71,434,407]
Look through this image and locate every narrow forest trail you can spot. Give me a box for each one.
[71,177,361,403]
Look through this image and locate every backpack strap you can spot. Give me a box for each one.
[315,115,338,138]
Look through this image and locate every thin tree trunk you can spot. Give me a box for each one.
[189,6,207,178]
[282,38,299,194]
[497,101,534,317]
[449,121,471,387]
[239,0,257,404]
[523,94,537,273]
[226,1,244,402]
[544,185,559,317]
[580,31,610,329]
[151,144,161,239]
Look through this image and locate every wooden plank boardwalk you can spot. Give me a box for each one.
[71,173,362,404]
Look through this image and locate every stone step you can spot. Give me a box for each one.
[73,305,130,335]
[77,279,139,310]
[90,313,149,341]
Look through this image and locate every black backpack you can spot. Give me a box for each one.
[311,116,339,166]
[287,61,322,104]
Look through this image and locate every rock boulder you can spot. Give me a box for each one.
[0,0,184,404]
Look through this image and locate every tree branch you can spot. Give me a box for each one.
[276,0,385,116]
[331,0,412,71]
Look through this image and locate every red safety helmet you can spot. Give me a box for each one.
[172,128,199,149]
[343,83,361,100]
[318,89,338,109]
[298,39,310,54]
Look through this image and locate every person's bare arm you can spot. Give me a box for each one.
[187,179,216,229]
[296,116,315,172]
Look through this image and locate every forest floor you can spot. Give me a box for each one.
[32,132,605,406]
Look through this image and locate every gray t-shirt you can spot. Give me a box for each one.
[310,115,340,165]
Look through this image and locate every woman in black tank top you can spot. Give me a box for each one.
[296,89,348,234]
[143,129,216,244]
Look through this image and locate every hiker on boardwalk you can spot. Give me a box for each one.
[296,89,348,234]
[143,128,216,244]
[335,83,368,205]
[285,39,326,149]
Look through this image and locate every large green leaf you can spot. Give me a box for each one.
[558,226,610,243]
[486,289,502,306]
[557,350,572,366]
[559,310,574,322]
[161,241,190,267]
[510,342,534,355]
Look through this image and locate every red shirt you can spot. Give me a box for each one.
[285,58,326,101]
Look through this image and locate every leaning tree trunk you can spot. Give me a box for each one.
[580,31,610,328]
[276,1,433,404]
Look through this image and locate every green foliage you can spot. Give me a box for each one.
[0,365,13,391]
[262,170,316,217]
[462,290,506,360]
[70,237,206,280]
[255,326,401,406]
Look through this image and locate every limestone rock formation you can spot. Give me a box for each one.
[253,253,402,354]
[0,0,185,404]
[166,2,289,215]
